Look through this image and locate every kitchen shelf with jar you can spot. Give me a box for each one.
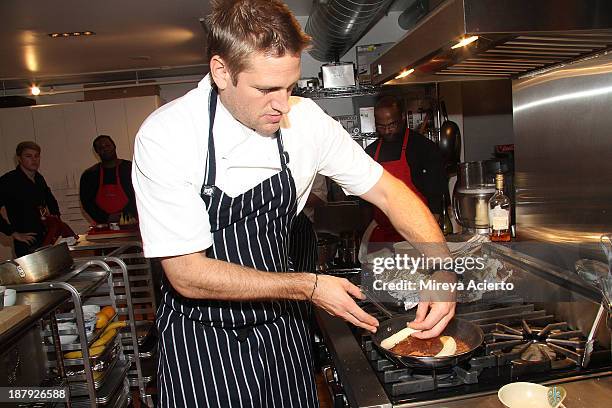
[292,84,382,99]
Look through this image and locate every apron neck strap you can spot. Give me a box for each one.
[204,87,287,188]
[401,127,410,151]
[204,87,219,187]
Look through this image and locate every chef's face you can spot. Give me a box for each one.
[17,148,40,172]
[94,137,117,161]
[375,106,406,142]
[212,52,301,136]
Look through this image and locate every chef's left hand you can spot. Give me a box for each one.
[408,270,457,339]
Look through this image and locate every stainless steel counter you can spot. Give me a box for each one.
[0,290,68,347]
[418,376,612,408]
[0,269,110,348]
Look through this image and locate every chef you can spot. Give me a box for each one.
[365,95,447,243]
[132,1,455,406]
[79,135,137,224]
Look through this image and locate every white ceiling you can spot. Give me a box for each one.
[0,0,408,90]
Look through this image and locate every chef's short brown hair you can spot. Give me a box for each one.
[16,141,40,156]
[206,0,311,85]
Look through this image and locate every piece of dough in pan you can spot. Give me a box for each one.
[380,326,421,349]
[434,336,457,357]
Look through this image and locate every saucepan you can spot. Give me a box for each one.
[0,243,73,285]
[363,290,484,369]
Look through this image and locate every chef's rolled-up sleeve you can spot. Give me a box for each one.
[132,118,212,258]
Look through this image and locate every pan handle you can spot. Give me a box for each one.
[359,286,394,319]
[440,101,449,121]
[0,259,26,278]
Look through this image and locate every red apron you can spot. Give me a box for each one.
[94,164,129,215]
[370,128,428,243]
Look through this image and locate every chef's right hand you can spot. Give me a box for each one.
[310,274,379,333]
[12,232,37,244]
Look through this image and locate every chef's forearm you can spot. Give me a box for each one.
[361,170,450,258]
[161,252,315,301]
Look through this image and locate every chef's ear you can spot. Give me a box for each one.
[210,55,231,90]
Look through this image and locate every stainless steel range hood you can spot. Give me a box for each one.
[371,0,612,84]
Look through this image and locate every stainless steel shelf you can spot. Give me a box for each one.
[293,85,381,99]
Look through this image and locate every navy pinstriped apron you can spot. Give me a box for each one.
[289,213,318,273]
[156,88,318,408]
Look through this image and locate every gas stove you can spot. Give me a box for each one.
[314,244,612,407]
[356,297,611,405]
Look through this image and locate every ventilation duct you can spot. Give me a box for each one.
[398,0,429,30]
[305,0,395,62]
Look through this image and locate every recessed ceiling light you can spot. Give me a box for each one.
[48,31,96,38]
[31,85,40,96]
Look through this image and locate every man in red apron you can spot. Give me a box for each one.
[366,96,447,243]
[79,135,137,224]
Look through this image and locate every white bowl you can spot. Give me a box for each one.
[4,289,16,306]
[57,321,76,332]
[47,321,78,345]
[47,334,79,345]
[498,382,561,408]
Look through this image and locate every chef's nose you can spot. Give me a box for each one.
[270,90,290,115]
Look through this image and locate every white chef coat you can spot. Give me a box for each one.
[132,75,383,258]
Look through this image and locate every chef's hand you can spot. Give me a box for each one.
[12,232,37,245]
[311,274,379,333]
[409,270,457,339]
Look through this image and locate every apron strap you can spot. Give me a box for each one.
[373,138,383,161]
[276,130,288,169]
[204,87,219,188]
[401,128,410,152]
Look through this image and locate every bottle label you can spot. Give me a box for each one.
[489,205,509,230]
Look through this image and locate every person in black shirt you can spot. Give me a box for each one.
[79,135,137,224]
[364,96,447,243]
[0,141,61,257]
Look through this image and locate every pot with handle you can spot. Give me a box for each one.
[0,243,73,285]
[439,101,462,169]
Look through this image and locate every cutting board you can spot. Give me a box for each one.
[0,305,32,335]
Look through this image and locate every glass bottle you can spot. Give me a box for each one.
[488,173,511,242]
[440,193,453,235]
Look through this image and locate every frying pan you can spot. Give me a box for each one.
[439,101,462,168]
[364,291,484,369]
